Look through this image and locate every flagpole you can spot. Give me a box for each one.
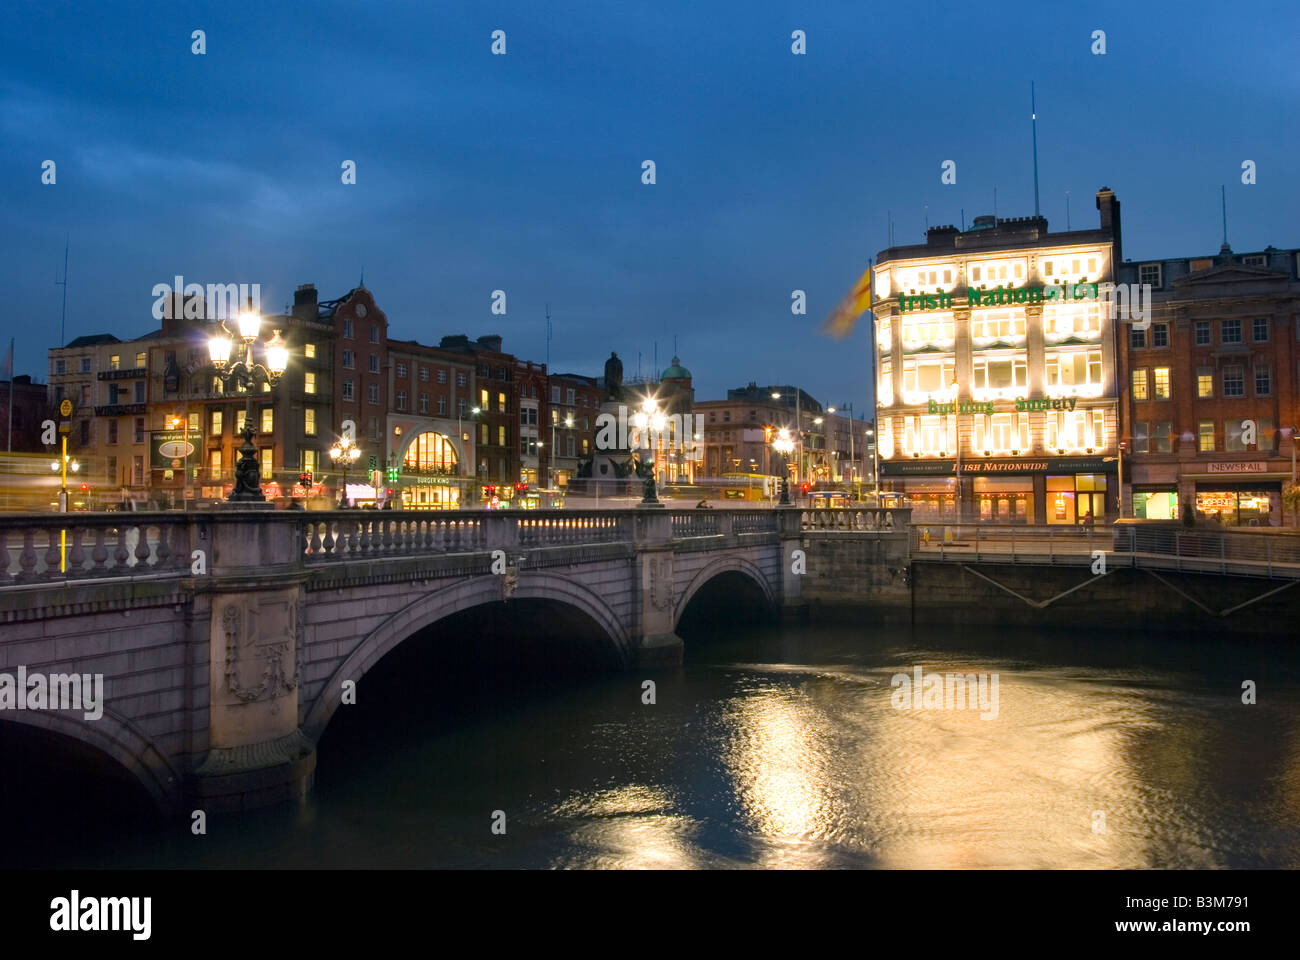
[6,338,13,453]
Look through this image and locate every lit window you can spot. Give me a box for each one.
[135,351,146,368]
[211,410,223,434]
[109,355,120,370]
[260,447,273,478]
[305,343,317,359]
[1153,367,1170,400]
[499,391,508,413]
[304,408,317,436]
[262,408,273,432]
[1196,369,1213,398]
[1198,421,1215,452]
[1131,369,1148,401]
[878,360,893,406]
[304,372,317,394]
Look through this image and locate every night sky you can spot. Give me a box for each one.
[2,0,1297,412]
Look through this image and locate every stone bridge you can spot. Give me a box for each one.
[0,506,908,816]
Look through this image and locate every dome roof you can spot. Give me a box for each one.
[661,356,691,380]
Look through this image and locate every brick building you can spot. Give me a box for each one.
[1117,243,1300,525]
[1,375,53,453]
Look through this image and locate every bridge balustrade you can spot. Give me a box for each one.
[799,507,906,532]
[0,513,191,585]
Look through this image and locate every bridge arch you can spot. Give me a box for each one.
[0,707,182,816]
[673,554,777,629]
[302,569,630,742]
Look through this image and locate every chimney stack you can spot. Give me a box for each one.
[1096,188,1122,264]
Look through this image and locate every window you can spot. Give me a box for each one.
[209,449,222,479]
[437,369,447,384]
[342,350,354,369]
[81,385,90,406]
[497,425,507,446]
[1130,327,1146,349]
[254,408,270,433]
[302,449,317,475]
[80,356,92,373]
[396,390,407,411]
[369,326,378,344]
[1253,318,1269,342]
[189,412,200,434]
[1243,254,1267,267]
[905,356,958,395]
[498,391,507,413]
[1255,366,1271,396]
[1194,321,1211,346]
[304,408,316,436]
[1221,319,1242,343]
[108,420,118,444]
[551,386,560,402]
[419,367,429,382]
[396,362,407,378]
[1138,263,1162,288]
[1196,368,1213,398]
[970,309,1025,343]
[1222,365,1244,397]
[1151,324,1168,348]
[1153,367,1170,400]
[106,456,117,482]
[419,393,429,414]
[134,381,146,403]
[1133,421,1149,454]
[109,354,120,370]
[134,417,144,443]
[236,409,247,433]
[567,435,576,457]
[480,423,489,445]
[479,388,489,408]
[566,388,575,405]
[456,372,466,387]
[305,343,317,359]
[368,383,379,404]
[343,319,353,338]
[1198,421,1215,452]
[437,396,447,416]
[1045,350,1102,391]
[304,372,317,395]
[1130,369,1149,401]
[901,314,956,347]
[458,398,467,418]
[878,360,893,405]
[368,354,379,373]
[211,410,223,435]
[261,447,273,478]
[1259,418,1276,452]
[55,359,66,375]
[1153,422,1172,453]
[342,379,354,401]
[1225,420,1250,452]
[135,352,146,368]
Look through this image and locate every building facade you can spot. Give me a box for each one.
[873,189,1123,524]
[1117,244,1300,526]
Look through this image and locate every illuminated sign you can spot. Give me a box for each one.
[1205,462,1267,473]
[927,396,1079,415]
[899,283,1100,312]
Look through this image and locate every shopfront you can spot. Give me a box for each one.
[399,476,462,509]
[1191,482,1281,527]
[882,455,1116,524]
[1131,486,1179,520]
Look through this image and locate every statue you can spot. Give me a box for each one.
[604,351,623,402]
[642,473,657,504]
[231,423,264,501]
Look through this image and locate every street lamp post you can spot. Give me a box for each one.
[771,390,803,484]
[167,413,190,510]
[329,436,361,508]
[207,305,289,502]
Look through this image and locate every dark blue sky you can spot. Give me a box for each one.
[3,0,1297,412]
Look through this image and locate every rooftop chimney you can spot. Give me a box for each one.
[1096,188,1121,264]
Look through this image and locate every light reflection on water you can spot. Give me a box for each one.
[30,622,1300,869]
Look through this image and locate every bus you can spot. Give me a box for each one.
[0,453,109,513]
[719,473,777,502]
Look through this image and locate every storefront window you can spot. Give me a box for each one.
[1195,490,1277,526]
[974,477,1033,524]
[403,431,459,474]
[1132,490,1178,520]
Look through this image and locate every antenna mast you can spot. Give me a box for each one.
[1031,82,1041,217]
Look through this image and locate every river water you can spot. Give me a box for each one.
[11,619,1300,869]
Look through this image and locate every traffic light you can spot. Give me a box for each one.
[299,472,313,486]
[386,466,399,483]
[367,454,378,471]
[800,482,811,494]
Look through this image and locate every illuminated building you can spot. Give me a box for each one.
[873,189,1123,523]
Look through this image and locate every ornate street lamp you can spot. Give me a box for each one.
[208,305,289,502]
[329,436,361,508]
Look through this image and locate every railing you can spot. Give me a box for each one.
[671,512,721,538]
[0,514,192,585]
[800,507,910,532]
[732,511,778,535]
[303,515,488,559]
[913,522,1300,579]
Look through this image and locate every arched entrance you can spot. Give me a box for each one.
[401,430,462,509]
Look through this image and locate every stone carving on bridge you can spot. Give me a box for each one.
[501,564,519,602]
[221,596,301,704]
[650,556,674,611]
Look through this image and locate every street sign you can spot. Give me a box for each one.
[59,398,73,418]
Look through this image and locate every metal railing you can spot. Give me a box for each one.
[913,522,1300,579]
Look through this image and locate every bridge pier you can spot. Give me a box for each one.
[633,507,684,667]
[778,505,808,622]
[191,515,315,812]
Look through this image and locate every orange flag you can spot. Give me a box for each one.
[821,264,873,340]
